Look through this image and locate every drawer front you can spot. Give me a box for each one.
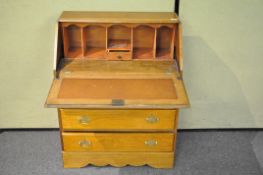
[106,51,131,60]
[60,109,177,131]
[62,133,175,152]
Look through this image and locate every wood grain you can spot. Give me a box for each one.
[62,132,175,152]
[62,151,174,168]
[156,26,174,60]
[176,23,183,72]
[59,59,177,75]
[60,109,177,131]
[133,25,155,59]
[45,60,189,108]
[84,25,106,58]
[58,78,177,99]
[105,51,132,60]
[63,25,83,58]
[53,23,63,77]
[60,23,177,60]
[59,11,179,24]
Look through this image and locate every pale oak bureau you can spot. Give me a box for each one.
[45,11,189,169]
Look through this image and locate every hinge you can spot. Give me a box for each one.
[54,70,59,79]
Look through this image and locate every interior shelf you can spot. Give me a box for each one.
[85,47,105,58]
[133,25,155,59]
[67,47,82,58]
[133,48,153,59]
[156,26,173,60]
[107,25,131,51]
[156,48,171,59]
[84,25,106,58]
[108,39,131,50]
[63,25,82,58]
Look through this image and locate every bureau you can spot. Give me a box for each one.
[45,11,189,169]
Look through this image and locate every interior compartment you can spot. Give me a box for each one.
[84,25,106,58]
[133,25,155,59]
[107,25,132,51]
[61,23,176,60]
[156,26,173,59]
[63,24,82,58]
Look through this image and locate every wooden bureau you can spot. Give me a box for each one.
[45,11,189,169]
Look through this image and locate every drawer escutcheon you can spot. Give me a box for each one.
[79,140,91,148]
[145,115,159,123]
[145,140,158,146]
[78,116,90,125]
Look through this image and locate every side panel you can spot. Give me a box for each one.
[174,22,183,72]
[53,22,63,78]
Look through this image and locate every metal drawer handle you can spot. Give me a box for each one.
[78,116,90,125]
[145,115,159,123]
[79,140,91,148]
[145,140,158,146]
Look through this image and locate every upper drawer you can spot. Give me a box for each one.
[62,132,175,152]
[60,109,177,131]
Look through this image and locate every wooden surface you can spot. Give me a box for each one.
[156,26,173,59]
[58,79,177,99]
[62,132,174,152]
[59,11,179,23]
[47,12,185,170]
[133,26,155,48]
[84,25,106,48]
[133,25,155,59]
[175,23,183,71]
[62,151,174,168]
[107,39,131,50]
[60,23,176,60]
[45,60,189,108]
[63,25,82,58]
[58,59,178,75]
[108,25,131,50]
[84,25,106,58]
[133,48,154,59]
[133,26,154,51]
[85,47,105,58]
[53,23,63,75]
[60,109,177,131]
[105,51,131,60]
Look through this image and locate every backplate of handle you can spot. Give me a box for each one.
[79,140,91,148]
[145,140,158,146]
[145,115,159,123]
[78,116,90,125]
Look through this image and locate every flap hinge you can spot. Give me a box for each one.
[112,99,125,106]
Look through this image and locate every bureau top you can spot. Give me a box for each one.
[59,11,179,23]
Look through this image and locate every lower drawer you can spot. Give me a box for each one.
[62,132,175,152]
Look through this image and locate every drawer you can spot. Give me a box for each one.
[59,109,177,131]
[62,132,175,152]
[105,51,131,60]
